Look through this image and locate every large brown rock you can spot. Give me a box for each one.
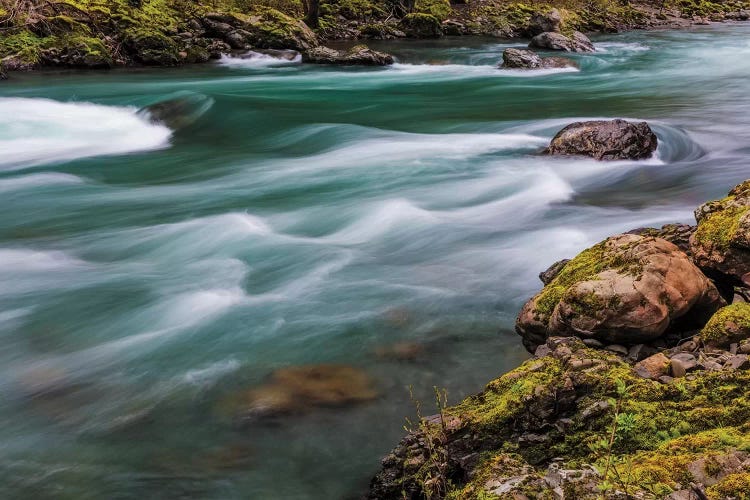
[690,180,750,286]
[516,234,724,352]
[544,119,658,161]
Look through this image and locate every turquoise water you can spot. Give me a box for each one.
[1,25,750,499]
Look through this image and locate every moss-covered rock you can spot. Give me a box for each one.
[235,8,319,51]
[124,29,180,65]
[399,13,443,37]
[516,234,724,352]
[39,35,113,68]
[700,302,750,348]
[368,337,750,499]
[691,180,750,287]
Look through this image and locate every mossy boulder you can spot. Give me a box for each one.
[399,13,443,38]
[526,7,563,36]
[236,8,318,51]
[544,119,658,161]
[700,303,750,348]
[39,36,113,69]
[500,47,577,70]
[516,234,724,352]
[691,180,750,286]
[124,29,180,66]
[368,336,750,499]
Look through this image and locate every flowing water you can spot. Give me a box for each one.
[1,24,750,499]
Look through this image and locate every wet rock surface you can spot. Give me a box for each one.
[500,48,578,70]
[544,119,659,160]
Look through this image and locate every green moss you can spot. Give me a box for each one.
[320,0,384,20]
[399,13,442,37]
[409,338,750,497]
[700,302,750,347]
[707,472,750,500]
[694,205,750,251]
[414,0,452,21]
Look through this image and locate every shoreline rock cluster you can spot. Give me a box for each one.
[1,1,749,77]
[366,123,750,499]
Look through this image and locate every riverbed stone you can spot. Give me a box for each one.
[634,352,671,379]
[544,119,658,160]
[516,234,724,352]
[227,364,378,422]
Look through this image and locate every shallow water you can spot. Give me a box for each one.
[1,24,750,499]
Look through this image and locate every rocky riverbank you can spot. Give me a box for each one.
[366,124,750,499]
[0,0,749,75]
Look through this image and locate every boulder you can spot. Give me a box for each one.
[634,352,670,380]
[201,9,318,52]
[516,234,724,352]
[700,303,750,348]
[303,45,394,66]
[526,9,562,37]
[544,119,658,161]
[529,31,595,52]
[690,180,750,286]
[500,48,578,70]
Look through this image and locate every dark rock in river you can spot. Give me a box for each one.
[516,234,724,352]
[500,48,577,70]
[303,45,394,66]
[544,119,658,160]
[526,8,563,37]
[530,31,595,52]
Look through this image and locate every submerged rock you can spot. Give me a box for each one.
[500,48,577,70]
[529,31,595,52]
[303,45,394,66]
[690,180,750,286]
[516,234,724,352]
[226,364,378,422]
[544,119,658,160]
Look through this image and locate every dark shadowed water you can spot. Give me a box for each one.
[1,24,749,499]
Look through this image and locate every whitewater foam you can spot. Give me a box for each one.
[0,173,85,192]
[0,98,172,170]
[219,50,302,68]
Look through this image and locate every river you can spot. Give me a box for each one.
[0,24,749,499]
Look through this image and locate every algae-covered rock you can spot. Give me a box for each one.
[516,234,724,352]
[690,180,750,286]
[545,119,658,161]
[368,336,750,499]
[399,13,443,38]
[700,303,750,348]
